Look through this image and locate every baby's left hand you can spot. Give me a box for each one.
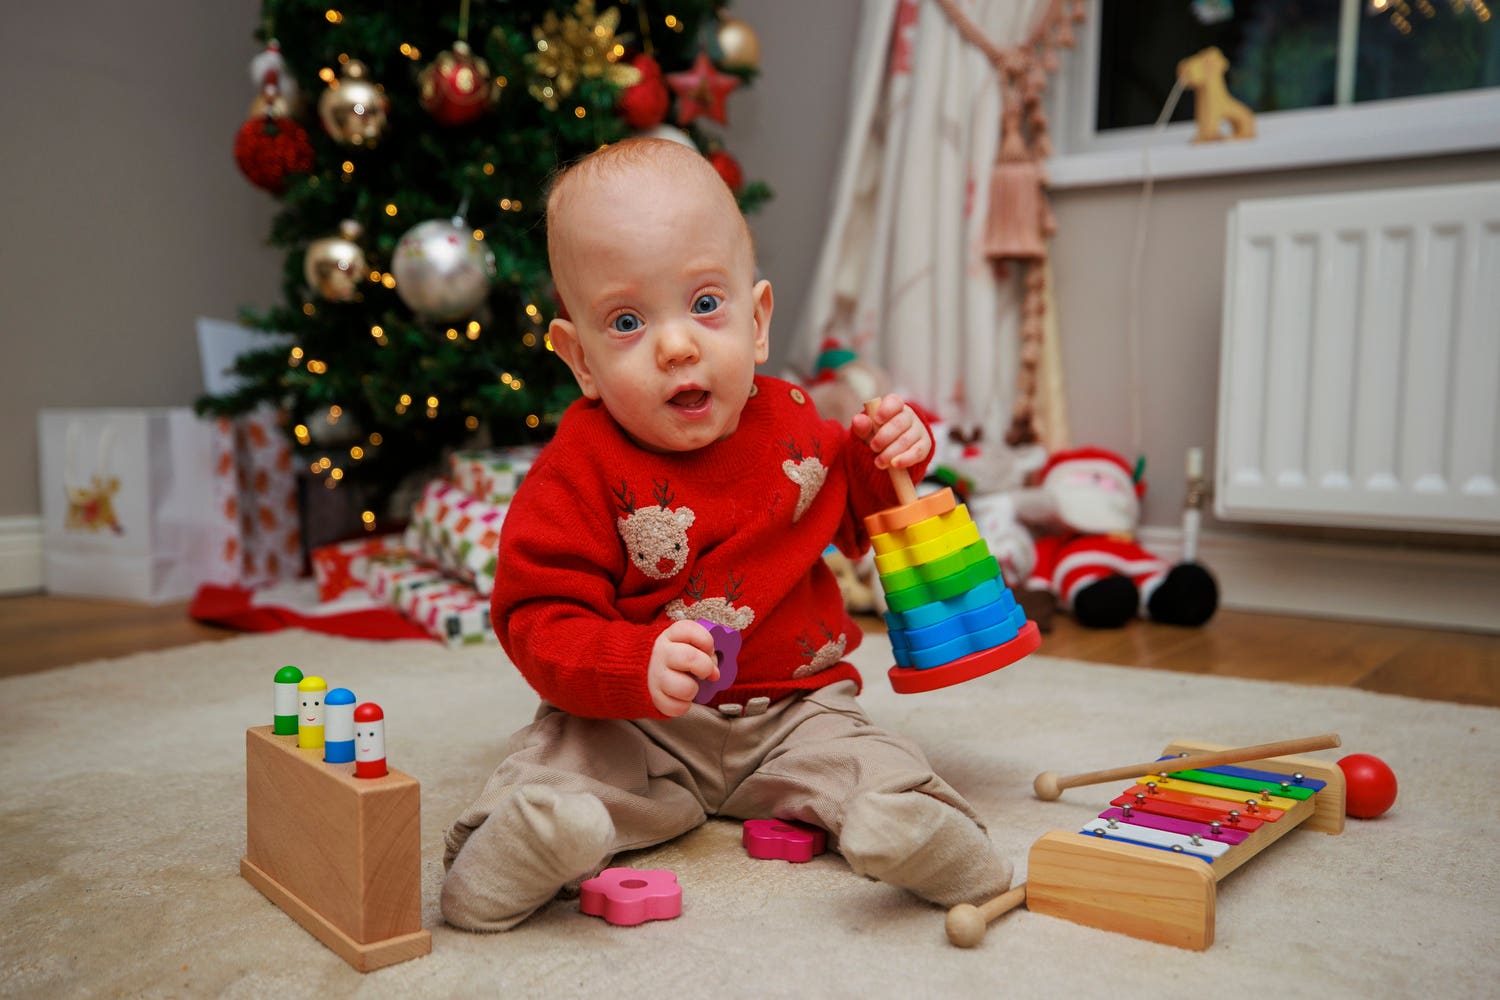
[851,393,931,471]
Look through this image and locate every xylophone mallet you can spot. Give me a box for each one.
[946,884,1027,948]
[1032,732,1341,801]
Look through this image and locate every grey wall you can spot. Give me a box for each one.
[734,1,860,375]
[1,0,1487,554]
[0,0,280,518]
[1050,152,1500,532]
[0,0,854,520]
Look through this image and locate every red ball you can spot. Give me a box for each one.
[619,56,670,130]
[708,149,743,192]
[1338,753,1398,818]
[233,115,314,194]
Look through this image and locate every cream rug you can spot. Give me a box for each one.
[2,630,1496,999]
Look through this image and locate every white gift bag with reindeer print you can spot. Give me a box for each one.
[38,408,235,603]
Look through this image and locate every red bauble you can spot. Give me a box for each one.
[419,41,495,126]
[708,149,743,192]
[618,55,670,129]
[1338,753,1398,818]
[233,115,315,194]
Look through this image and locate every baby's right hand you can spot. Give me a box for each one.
[648,620,719,718]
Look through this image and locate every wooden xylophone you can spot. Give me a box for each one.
[1025,738,1346,950]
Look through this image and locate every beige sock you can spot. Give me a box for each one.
[441,784,614,932]
[837,790,1014,908]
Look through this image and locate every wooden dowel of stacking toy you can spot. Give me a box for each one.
[864,399,918,504]
[1032,733,1341,801]
[946,883,1027,948]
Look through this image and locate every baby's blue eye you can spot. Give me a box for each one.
[691,294,722,315]
[610,313,642,333]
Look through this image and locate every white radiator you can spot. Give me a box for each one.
[1215,180,1500,535]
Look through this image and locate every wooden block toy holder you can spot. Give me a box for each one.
[1024,738,1346,950]
[861,402,1039,693]
[241,726,431,972]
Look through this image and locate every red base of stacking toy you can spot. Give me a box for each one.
[887,620,1041,694]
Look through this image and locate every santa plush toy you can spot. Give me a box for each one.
[1018,446,1218,629]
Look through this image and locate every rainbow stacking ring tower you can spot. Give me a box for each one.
[862,405,1040,693]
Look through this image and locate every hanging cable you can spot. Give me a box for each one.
[1124,77,1185,457]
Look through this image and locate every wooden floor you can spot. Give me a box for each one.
[1,593,1497,707]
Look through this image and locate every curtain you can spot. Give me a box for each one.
[793,0,1066,462]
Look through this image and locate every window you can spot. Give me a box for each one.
[1047,0,1500,186]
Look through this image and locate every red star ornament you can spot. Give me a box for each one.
[667,50,739,126]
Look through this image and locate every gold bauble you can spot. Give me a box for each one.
[716,16,761,71]
[304,220,368,303]
[317,60,389,147]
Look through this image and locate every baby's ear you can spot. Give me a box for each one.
[751,278,774,364]
[548,317,599,398]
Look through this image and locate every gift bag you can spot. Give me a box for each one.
[39,408,239,603]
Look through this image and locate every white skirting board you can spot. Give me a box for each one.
[0,516,44,595]
[1140,526,1500,635]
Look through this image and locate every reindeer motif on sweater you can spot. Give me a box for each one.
[489,376,930,719]
[780,436,828,522]
[614,479,695,581]
[665,569,756,631]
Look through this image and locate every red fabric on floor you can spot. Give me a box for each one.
[189,584,434,641]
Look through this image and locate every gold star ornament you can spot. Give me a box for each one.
[526,0,641,111]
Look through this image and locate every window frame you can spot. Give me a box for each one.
[1045,0,1500,189]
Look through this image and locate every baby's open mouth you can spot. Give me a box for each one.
[670,389,710,409]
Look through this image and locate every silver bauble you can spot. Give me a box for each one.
[317,60,389,147]
[635,123,696,149]
[303,220,367,302]
[391,217,497,321]
[304,405,361,448]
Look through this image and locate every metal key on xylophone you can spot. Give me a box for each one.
[1077,760,1327,862]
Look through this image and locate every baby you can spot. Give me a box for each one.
[441,137,1013,931]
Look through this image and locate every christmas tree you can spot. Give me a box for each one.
[205,0,770,526]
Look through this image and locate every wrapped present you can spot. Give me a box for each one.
[449,446,539,504]
[310,533,410,601]
[235,408,301,585]
[208,407,302,589]
[367,557,448,608]
[402,579,494,646]
[195,321,302,589]
[403,479,505,595]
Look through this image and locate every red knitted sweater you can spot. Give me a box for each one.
[490,375,926,719]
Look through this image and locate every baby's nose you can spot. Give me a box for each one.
[658,324,701,368]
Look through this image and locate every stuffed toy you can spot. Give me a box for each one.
[796,340,1048,612]
[798,339,891,426]
[1016,446,1218,629]
[926,425,1043,588]
[823,545,879,614]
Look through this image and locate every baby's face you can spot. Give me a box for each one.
[548,165,771,454]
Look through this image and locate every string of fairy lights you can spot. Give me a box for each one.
[1370,0,1490,34]
[250,2,745,529]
